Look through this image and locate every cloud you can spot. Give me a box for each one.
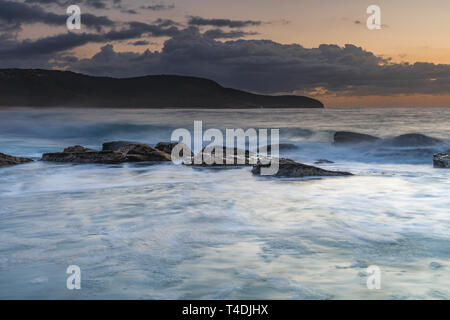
[0,0,114,31]
[65,28,450,97]
[1,4,449,98]
[121,9,138,15]
[141,4,175,11]
[187,16,262,28]
[24,0,112,9]
[0,21,180,60]
[203,28,257,39]
[128,40,155,46]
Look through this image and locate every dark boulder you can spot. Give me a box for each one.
[117,144,172,162]
[42,150,126,164]
[0,152,33,166]
[155,142,194,158]
[102,141,138,151]
[64,145,96,153]
[433,153,450,168]
[386,134,443,147]
[42,143,171,164]
[186,146,258,167]
[334,131,380,144]
[252,158,352,178]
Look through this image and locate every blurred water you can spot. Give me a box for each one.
[0,107,449,299]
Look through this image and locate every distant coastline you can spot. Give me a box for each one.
[0,69,324,109]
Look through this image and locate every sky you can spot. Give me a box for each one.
[1,0,450,107]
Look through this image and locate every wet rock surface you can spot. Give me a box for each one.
[385,134,443,147]
[102,141,138,152]
[187,147,258,167]
[42,142,171,164]
[433,153,450,168]
[0,153,33,166]
[334,131,380,144]
[252,158,353,178]
[155,142,194,158]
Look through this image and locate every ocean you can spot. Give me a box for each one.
[0,107,449,299]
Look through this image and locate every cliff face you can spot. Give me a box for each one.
[0,69,324,109]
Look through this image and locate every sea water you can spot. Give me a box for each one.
[0,107,449,299]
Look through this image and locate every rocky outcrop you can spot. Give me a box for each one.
[252,158,352,178]
[102,141,137,152]
[433,153,450,168]
[0,152,33,166]
[334,131,380,144]
[187,147,257,167]
[42,149,126,164]
[116,144,172,162]
[64,145,96,153]
[386,134,442,147]
[155,142,194,158]
[42,143,171,164]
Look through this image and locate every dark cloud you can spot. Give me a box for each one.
[153,18,181,28]
[141,4,175,11]
[65,28,450,96]
[0,19,180,60]
[0,0,114,31]
[24,0,61,5]
[25,0,110,9]
[1,3,449,97]
[203,28,257,39]
[0,32,101,58]
[121,9,138,15]
[128,40,155,46]
[188,16,262,28]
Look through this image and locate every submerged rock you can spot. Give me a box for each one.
[334,131,380,144]
[252,158,352,178]
[0,152,33,166]
[387,134,442,147]
[42,143,171,164]
[155,142,194,158]
[433,153,450,168]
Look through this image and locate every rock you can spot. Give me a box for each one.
[0,152,33,166]
[252,158,352,178]
[42,149,126,164]
[186,146,258,167]
[314,159,335,164]
[117,144,172,162]
[433,153,450,168]
[64,145,96,153]
[334,131,380,144]
[42,143,171,164]
[387,134,442,147]
[102,141,138,151]
[155,142,194,157]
